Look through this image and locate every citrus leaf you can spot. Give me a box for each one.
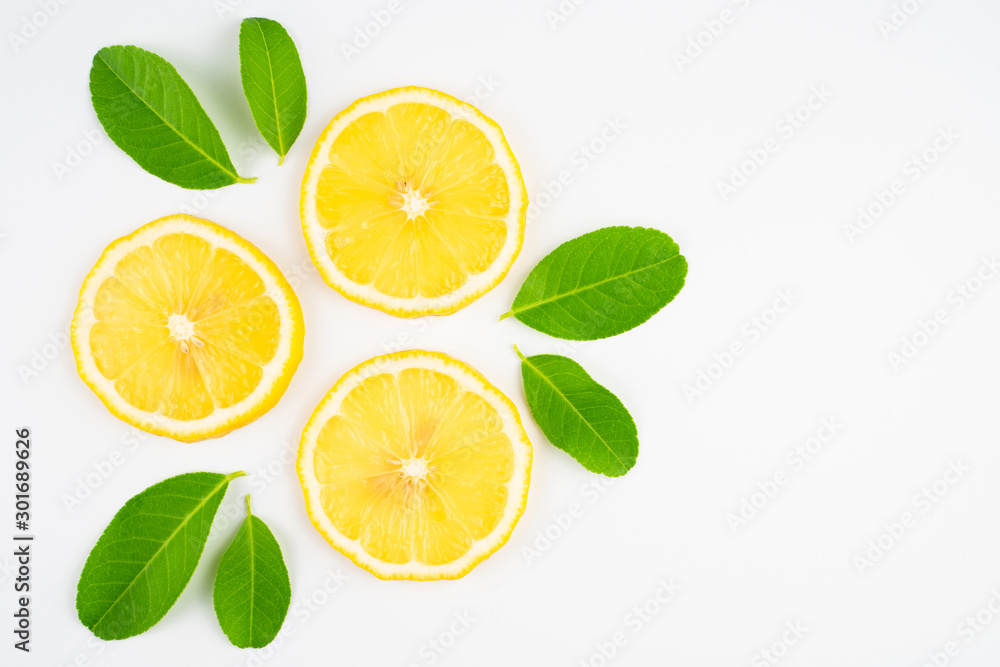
[517,348,638,476]
[213,495,291,649]
[502,226,687,340]
[76,471,245,640]
[90,45,255,189]
[239,18,307,163]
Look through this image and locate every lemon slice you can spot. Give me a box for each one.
[300,86,527,317]
[298,350,532,579]
[71,214,304,442]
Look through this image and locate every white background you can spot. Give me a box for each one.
[3,0,1000,665]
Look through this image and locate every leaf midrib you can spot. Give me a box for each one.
[246,514,256,645]
[508,253,683,319]
[97,49,240,182]
[522,357,628,471]
[253,20,285,156]
[90,474,234,632]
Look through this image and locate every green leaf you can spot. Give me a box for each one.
[239,18,308,164]
[213,495,291,649]
[516,347,638,476]
[90,45,255,189]
[76,471,245,640]
[502,226,688,340]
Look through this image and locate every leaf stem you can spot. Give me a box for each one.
[498,310,514,322]
[236,176,257,184]
[226,470,248,482]
[245,494,253,516]
[513,344,526,362]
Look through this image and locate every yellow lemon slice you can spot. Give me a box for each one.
[71,214,304,442]
[300,86,527,317]
[298,350,532,579]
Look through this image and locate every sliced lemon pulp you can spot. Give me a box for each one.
[71,214,304,441]
[298,350,532,579]
[301,87,527,317]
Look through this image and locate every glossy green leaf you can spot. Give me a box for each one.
[90,45,254,189]
[517,348,638,476]
[239,18,308,163]
[213,495,291,649]
[502,226,687,340]
[77,471,245,640]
